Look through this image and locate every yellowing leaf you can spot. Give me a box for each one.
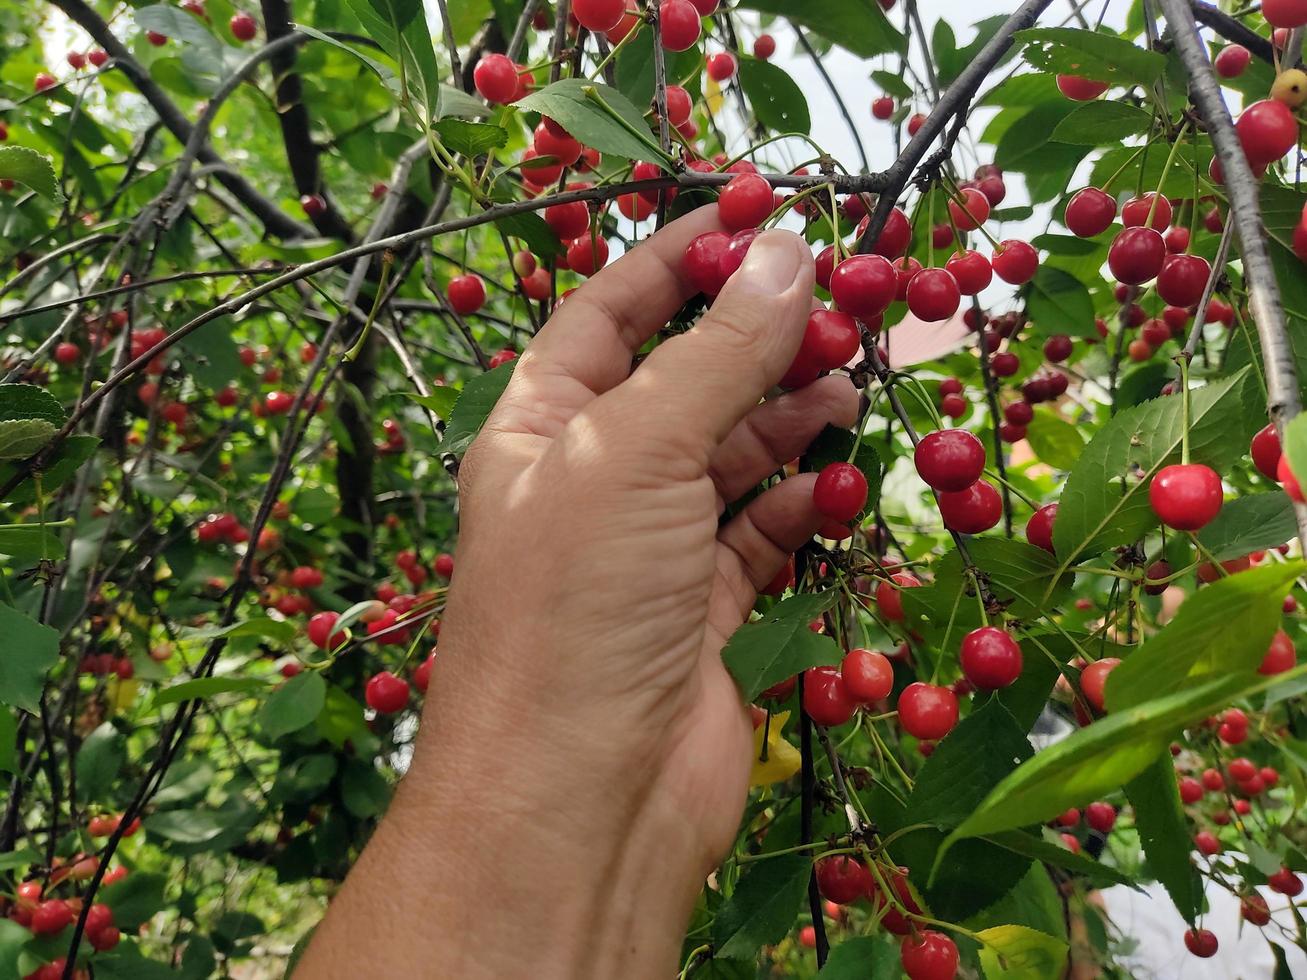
[706,75,724,117]
[107,677,140,713]
[977,924,1068,979]
[751,710,801,787]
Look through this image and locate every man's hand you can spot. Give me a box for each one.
[300,207,856,979]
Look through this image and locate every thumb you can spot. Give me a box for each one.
[596,228,816,469]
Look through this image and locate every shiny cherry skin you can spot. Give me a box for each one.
[936,479,1002,534]
[1079,657,1120,713]
[914,428,986,492]
[1149,463,1223,531]
[1064,186,1116,237]
[1270,867,1305,896]
[797,309,861,371]
[948,187,990,231]
[900,930,959,980]
[991,239,1038,284]
[1156,253,1211,308]
[1184,928,1219,958]
[1237,99,1299,166]
[898,682,959,740]
[365,671,410,714]
[841,648,894,702]
[230,12,258,40]
[876,573,920,622]
[1259,628,1296,675]
[1056,74,1109,100]
[803,666,856,726]
[1025,502,1058,553]
[1252,423,1282,479]
[1108,227,1166,285]
[1264,0,1307,27]
[872,95,895,119]
[718,173,773,230]
[473,53,519,104]
[1279,454,1305,502]
[683,231,732,296]
[659,0,701,51]
[1085,801,1117,834]
[572,0,625,31]
[1121,193,1172,230]
[1215,43,1251,77]
[959,626,1023,690]
[447,274,486,315]
[944,249,991,294]
[815,855,872,904]
[813,463,869,522]
[906,268,961,322]
[830,254,897,320]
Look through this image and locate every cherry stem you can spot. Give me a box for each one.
[1147,120,1191,227]
[1179,355,1192,464]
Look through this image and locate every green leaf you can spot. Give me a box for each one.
[1015,26,1167,86]
[439,84,488,120]
[1197,493,1298,561]
[614,32,702,109]
[0,435,99,505]
[258,671,327,739]
[291,486,338,525]
[75,722,125,802]
[404,387,460,418]
[270,754,338,804]
[1024,408,1084,471]
[736,57,810,135]
[1125,752,1201,921]
[0,524,65,562]
[870,69,913,101]
[152,675,269,708]
[494,210,564,259]
[0,420,57,460]
[904,538,1072,629]
[135,4,220,45]
[943,665,1306,847]
[721,592,841,702]
[907,698,1033,828]
[1106,561,1303,712]
[442,361,515,454]
[1052,369,1257,562]
[101,871,167,930]
[432,118,508,157]
[153,758,216,806]
[90,943,183,980]
[0,146,60,201]
[343,0,442,119]
[1050,101,1152,144]
[341,758,392,817]
[711,855,812,959]
[817,934,899,977]
[0,918,29,979]
[515,79,661,161]
[145,807,233,844]
[180,616,298,643]
[737,0,905,58]
[177,316,241,389]
[1025,266,1095,338]
[976,924,1068,980]
[0,605,59,713]
[0,709,13,773]
[984,829,1136,889]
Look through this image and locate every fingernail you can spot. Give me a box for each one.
[735,230,806,296]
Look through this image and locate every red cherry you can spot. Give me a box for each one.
[264,390,294,414]
[664,84,692,126]
[88,49,108,67]
[941,394,967,419]
[841,648,893,703]
[684,232,733,296]
[447,274,486,315]
[898,683,959,740]
[1237,99,1299,166]
[803,666,856,726]
[90,925,121,951]
[914,429,985,492]
[299,193,326,218]
[1003,401,1033,426]
[1025,503,1058,553]
[1215,44,1251,77]
[230,12,258,40]
[1259,627,1296,675]
[1279,453,1305,502]
[1184,928,1219,958]
[813,462,868,522]
[906,268,961,322]
[1270,867,1305,896]
[1079,657,1120,712]
[567,235,609,276]
[798,309,860,371]
[830,254,896,320]
[706,52,736,81]
[572,0,625,30]
[907,113,926,136]
[307,611,345,650]
[900,930,959,980]
[943,249,991,295]
[752,33,776,59]
[365,671,410,714]
[659,0,701,50]
[948,187,990,231]
[1056,75,1109,100]
[991,240,1038,284]
[718,173,773,230]
[893,256,922,301]
[867,207,912,258]
[146,29,169,44]
[876,573,920,622]
[31,899,73,935]
[1085,801,1116,834]
[872,95,895,119]
[936,479,1001,534]
[815,855,872,904]
[1178,775,1204,804]
[1156,254,1211,308]
[959,626,1023,690]
[1042,334,1072,363]
[534,122,581,168]
[988,352,1018,377]
[66,51,86,69]
[1121,193,1172,230]
[1242,894,1272,926]
[473,53,519,103]
[1108,227,1166,284]
[1264,0,1307,27]
[1248,423,1282,480]
[1063,187,1116,237]
[54,341,80,365]
[1194,830,1222,855]
[1149,463,1223,531]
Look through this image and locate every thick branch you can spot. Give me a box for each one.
[1158,0,1307,552]
[47,0,311,240]
[1188,0,1276,64]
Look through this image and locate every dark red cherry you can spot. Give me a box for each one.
[936,479,1002,534]
[898,683,959,740]
[813,462,869,522]
[1156,253,1211,308]
[1149,463,1223,531]
[1107,227,1166,285]
[959,626,1023,690]
[1025,502,1057,553]
[1064,187,1116,237]
[914,429,986,492]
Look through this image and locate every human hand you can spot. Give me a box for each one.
[301,207,856,979]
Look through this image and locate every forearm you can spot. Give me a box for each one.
[297,657,711,979]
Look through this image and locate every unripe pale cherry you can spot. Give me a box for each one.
[914,429,985,492]
[1149,463,1223,531]
[959,626,1023,689]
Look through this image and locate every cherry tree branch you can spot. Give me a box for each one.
[1188,0,1275,64]
[1181,218,1234,360]
[1158,0,1307,553]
